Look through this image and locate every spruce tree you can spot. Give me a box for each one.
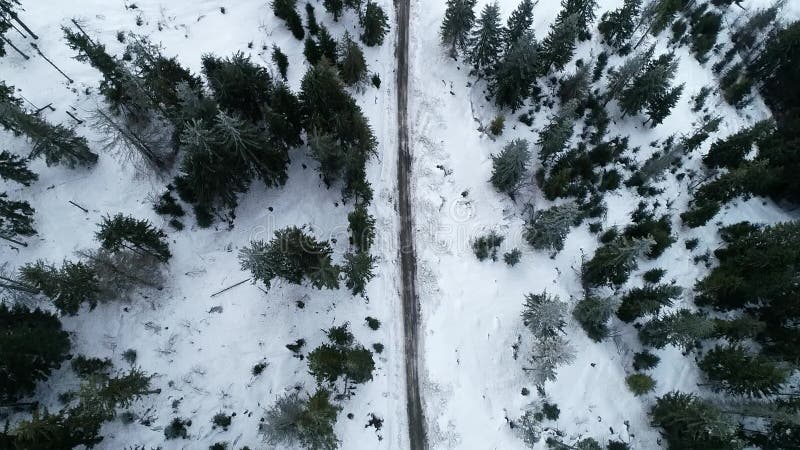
[440,0,478,56]
[651,391,740,450]
[300,60,377,200]
[317,25,338,64]
[239,226,339,291]
[0,85,97,168]
[559,0,598,41]
[0,150,37,186]
[360,1,389,47]
[638,309,714,351]
[619,53,679,118]
[260,389,340,449]
[522,291,568,340]
[583,236,654,287]
[0,192,35,239]
[504,0,535,48]
[307,323,375,392]
[573,295,615,341]
[537,100,577,166]
[96,213,171,262]
[338,32,368,86]
[20,259,101,315]
[345,210,372,258]
[603,45,655,106]
[539,12,581,73]
[273,0,305,39]
[491,31,539,111]
[304,36,322,66]
[526,335,576,387]
[523,202,580,252]
[201,52,272,124]
[343,250,376,296]
[0,303,70,402]
[489,139,530,197]
[645,83,683,127]
[598,0,642,48]
[468,2,503,77]
[698,345,787,398]
[558,63,591,104]
[616,282,681,322]
[323,0,344,21]
[272,45,290,80]
[703,120,774,169]
[305,2,320,35]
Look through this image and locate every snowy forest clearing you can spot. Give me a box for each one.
[1,0,406,448]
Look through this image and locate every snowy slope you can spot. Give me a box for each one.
[0,1,407,449]
[409,0,799,448]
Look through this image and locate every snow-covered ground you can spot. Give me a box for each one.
[409,0,799,448]
[5,0,800,448]
[0,1,407,448]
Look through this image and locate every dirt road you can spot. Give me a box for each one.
[395,0,427,448]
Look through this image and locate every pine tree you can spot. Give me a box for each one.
[0,192,35,239]
[467,2,503,77]
[440,0,478,56]
[504,0,535,48]
[95,214,171,262]
[537,100,577,166]
[273,0,305,39]
[0,150,37,186]
[239,226,339,291]
[598,0,642,48]
[539,12,581,73]
[305,2,319,35]
[0,303,70,402]
[491,31,539,111]
[698,345,787,398]
[260,389,340,449]
[616,282,681,322]
[360,1,389,47]
[559,0,598,41]
[583,236,654,287]
[338,32,368,86]
[651,391,741,449]
[20,259,101,315]
[343,251,376,296]
[271,45,289,81]
[522,291,568,340]
[523,202,580,252]
[639,309,714,351]
[323,0,344,21]
[489,139,531,197]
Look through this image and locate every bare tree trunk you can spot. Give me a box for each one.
[0,5,37,39]
[1,35,28,59]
